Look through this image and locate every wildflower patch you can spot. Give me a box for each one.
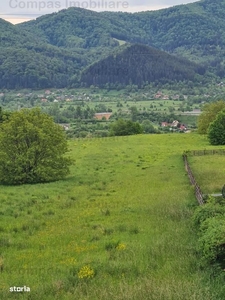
[78,265,95,279]
[116,243,126,251]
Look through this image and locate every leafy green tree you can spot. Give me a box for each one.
[208,109,225,145]
[141,120,156,133]
[129,106,138,121]
[0,107,11,123]
[110,119,142,136]
[0,108,72,185]
[198,100,225,134]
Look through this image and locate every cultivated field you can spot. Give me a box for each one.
[0,134,225,299]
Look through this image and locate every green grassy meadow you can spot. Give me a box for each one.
[1,133,225,299]
[189,154,225,194]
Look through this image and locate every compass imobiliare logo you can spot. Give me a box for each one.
[8,0,129,11]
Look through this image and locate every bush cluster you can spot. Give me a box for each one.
[110,119,143,136]
[193,196,225,268]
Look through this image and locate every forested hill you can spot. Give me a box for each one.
[80,44,206,88]
[0,18,35,47]
[0,19,88,89]
[17,8,118,49]
[18,0,225,69]
[1,0,225,88]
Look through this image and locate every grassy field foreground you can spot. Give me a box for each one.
[189,154,225,195]
[0,133,224,299]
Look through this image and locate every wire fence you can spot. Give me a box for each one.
[183,154,204,205]
[185,149,225,156]
[183,149,225,204]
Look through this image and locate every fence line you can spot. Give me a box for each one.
[183,154,204,205]
[185,149,225,156]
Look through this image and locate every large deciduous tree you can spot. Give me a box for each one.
[110,119,143,136]
[0,108,72,185]
[208,109,225,145]
[197,100,225,134]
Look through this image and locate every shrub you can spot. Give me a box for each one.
[192,196,225,226]
[193,196,225,267]
[199,217,225,266]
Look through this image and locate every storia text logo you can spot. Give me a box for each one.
[10,286,30,292]
[8,0,129,11]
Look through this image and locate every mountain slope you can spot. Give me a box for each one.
[17,0,225,68]
[17,7,121,65]
[0,46,86,89]
[1,0,225,88]
[18,8,117,49]
[0,18,88,88]
[80,44,206,88]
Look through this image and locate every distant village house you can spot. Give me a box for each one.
[94,112,112,120]
[161,120,187,132]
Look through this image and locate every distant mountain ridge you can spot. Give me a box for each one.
[1,0,225,88]
[18,0,225,62]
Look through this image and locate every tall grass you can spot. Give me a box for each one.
[188,154,225,194]
[0,134,224,299]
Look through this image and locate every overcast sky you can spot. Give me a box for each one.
[1,0,199,24]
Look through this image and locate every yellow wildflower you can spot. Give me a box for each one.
[78,265,95,279]
[116,243,126,251]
